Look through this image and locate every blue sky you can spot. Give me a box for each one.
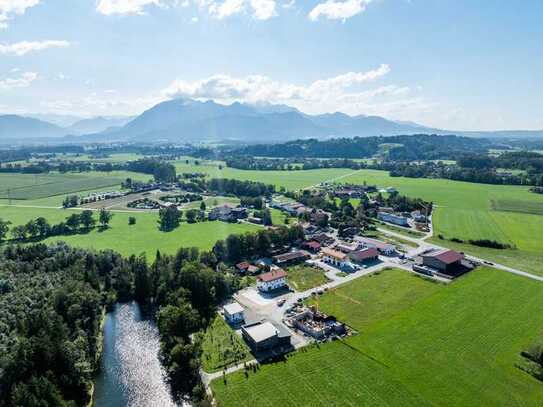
[0,0,542,130]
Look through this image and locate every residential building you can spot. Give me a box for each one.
[273,250,310,266]
[223,302,244,324]
[378,211,409,227]
[257,268,288,292]
[321,247,349,267]
[302,240,321,253]
[208,205,247,222]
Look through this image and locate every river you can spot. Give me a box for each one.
[93,302,178,407]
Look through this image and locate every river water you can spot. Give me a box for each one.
[93,302,178,407]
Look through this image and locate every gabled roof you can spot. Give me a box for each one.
[321,247,347,260]
[236,261,251,270]
[348,247,379,262]
[424,249,463,264]
[258,269,288,282]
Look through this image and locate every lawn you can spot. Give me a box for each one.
[0,206,258,259]
[201,316,252,373]
[340,169,543,275]
[286,265,330,292]
[212,268,543,406]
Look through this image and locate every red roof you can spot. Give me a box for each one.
[349,247,379,262]
[258,269,287,282]
[236,261,251,270]
[304,241,321,250]
[426,249,463,265]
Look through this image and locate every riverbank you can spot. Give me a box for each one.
[88,306,107,407]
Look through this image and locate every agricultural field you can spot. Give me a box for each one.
[0,206,258,259]
[200,316,252,373]
[286,265,330,292]
[212,268,543,406]
[173,159,356,191]
[340,170,543,275]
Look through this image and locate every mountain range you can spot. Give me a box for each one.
[1,98,542,145]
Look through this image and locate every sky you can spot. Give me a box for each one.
[0,0,542,131]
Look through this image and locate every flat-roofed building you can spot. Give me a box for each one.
[242,321,291,354]
[223,302,245,324]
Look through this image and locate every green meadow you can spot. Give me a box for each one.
[0,206,258,259]
[212,268,543,406]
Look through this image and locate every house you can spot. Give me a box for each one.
[311,233,335,247]
[378,212,409,227]
[348,247,379,264]
[273,250,310,266]
[208,205,247,222]
[257,268,288,292]
[358,237,396,256]
[223,302,245,324]
[421,249,464,275]
[335,243,357,253]
[321,247,349,268]
[242,321,291,354]
[340,226,360,237]
[302,240,321,253]
[236,261,251,273]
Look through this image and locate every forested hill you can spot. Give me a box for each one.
[234,135,495,160]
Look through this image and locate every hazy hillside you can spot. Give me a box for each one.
[0,115,67,139]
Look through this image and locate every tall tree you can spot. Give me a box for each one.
[99,209,113,228]
[0,218,11,243]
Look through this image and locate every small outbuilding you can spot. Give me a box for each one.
[223,302,245,324]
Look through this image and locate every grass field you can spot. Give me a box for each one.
[286,265,330,291]
[173,159,356,191]
[340,169,543,275]
[212,268,543,406]
[201,316,252,373]
[0,206,258,258]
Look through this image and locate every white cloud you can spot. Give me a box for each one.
[96,0,162,15]
[208,0,245,19]
[0,71,38,90]
[0,0,40,28]
[162,64,402,115]
[0,40,71,56]
[309,0,372,21]
[250,0,276,20]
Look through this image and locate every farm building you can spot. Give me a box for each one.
[241,321,292,354]
[208,205,247,222]
[321,247,349,268]
[223,302,245,324]
[273,250,310,266]
[358,237,396,256]
[420,249,473,277]
[348,247,379,264]
[257,268,288,292]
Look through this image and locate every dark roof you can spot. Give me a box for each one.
[258,269,288,282]
[424,249,463,265]
[273,251,309,262]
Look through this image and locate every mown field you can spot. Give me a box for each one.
[212,268,543,406]
[0,206,258,258]
[286,265,330,292]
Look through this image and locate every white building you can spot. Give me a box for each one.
[321,247,349,268]
[257,268,288,292]
[223,302,245,324]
